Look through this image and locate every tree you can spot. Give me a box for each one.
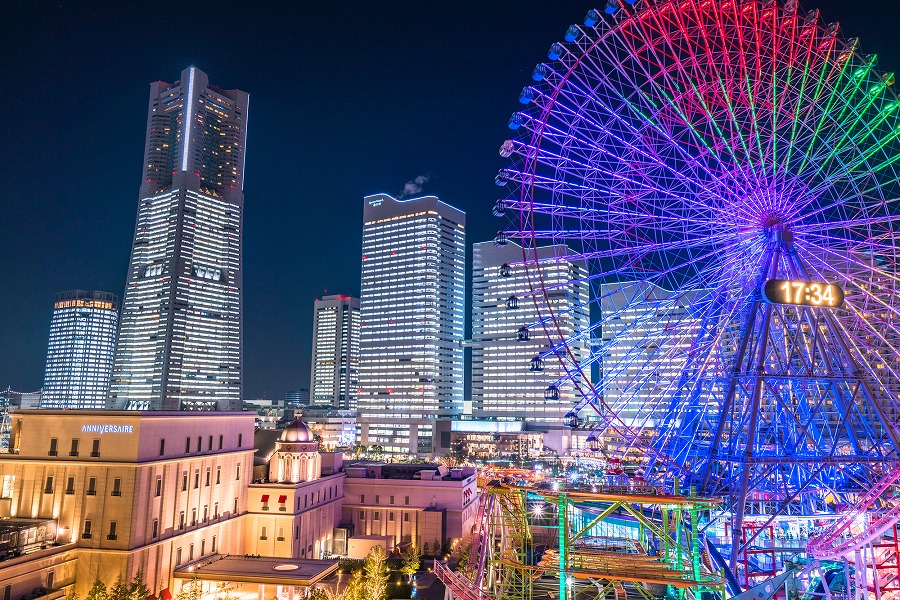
[109,576,130,600]
[362,545,389,600]
[400,544,420,582]
[85,579,108,600]
[370,445,384,460]
[432,539,440,557]
[175,576,203,600]
[422,542,430,557]
[66,588,79,600]
[214,582,236,600]
[309,588,341,600]
[129,571,151,600]
[352,444,367,459]
[456,539,470,574]
[343,567,365,600]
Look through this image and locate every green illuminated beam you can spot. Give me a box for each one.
[795,39,859,175]
[569,502,622,542]
[778,16,831,178]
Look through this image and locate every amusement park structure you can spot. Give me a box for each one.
[444,0,900,597]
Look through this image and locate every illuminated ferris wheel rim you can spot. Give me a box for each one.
[497,0,900,483]
[505,1,900,266]
[502,0,900,319]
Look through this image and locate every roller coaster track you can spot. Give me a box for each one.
[435,561,494,600]
[467,491,496,588]
[807,463,900,560]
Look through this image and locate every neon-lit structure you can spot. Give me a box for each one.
[440,481,723,600]
[490,0,900,589]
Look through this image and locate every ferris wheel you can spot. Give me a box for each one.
[495,0,900,543]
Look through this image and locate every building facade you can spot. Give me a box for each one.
[0,410,254,598]
[244,421,344,560]
[111,66,249,411]
[310,295,360,410]
[471,241,590,422]
[41,291,119,410]
[340,464,477,550]
[285,389,310,408]
[358,194,466,455]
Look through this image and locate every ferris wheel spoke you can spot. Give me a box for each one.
[502,197,719,229]
[802,108,900,195]
[676,0,764,176]
[507,114,722,212]
[621,7,761,181]
[505,131,719,216]
[530,77,726,207]
[798,57,888,185]
[792,211,900,233]
[559,39,739,198]
[793,40,860,175]
[776,12,836,180]
[610,18,755,181]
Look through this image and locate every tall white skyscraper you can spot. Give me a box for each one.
[471,241,590,422]
[111,67,249,411]
[310,295,360,410]
[358,194,465,455]
[41,290,119,409]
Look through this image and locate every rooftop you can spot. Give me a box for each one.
[174,555,338,586]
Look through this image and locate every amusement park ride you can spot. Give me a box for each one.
[439,0,900,598]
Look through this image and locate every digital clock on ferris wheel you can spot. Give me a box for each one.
[762,279,845,308]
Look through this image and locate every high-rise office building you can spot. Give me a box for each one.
[111,67,249,411]
[471,241,590,422]
[310,295,360,410]
[41,290,119,410]
[358,194,465,454]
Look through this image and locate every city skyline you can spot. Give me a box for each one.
[1,1,898,399]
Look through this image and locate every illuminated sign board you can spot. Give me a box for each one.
[82,424,134,434]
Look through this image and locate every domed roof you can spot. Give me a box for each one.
[279,418,313,443]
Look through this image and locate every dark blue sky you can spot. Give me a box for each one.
[2,0,898,399]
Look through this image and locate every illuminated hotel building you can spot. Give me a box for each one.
[310,295,360,410]
[41,291,119,410]
[111,66,248,411]
[471,241,590,422]
[0,410,253,598]
[600,281,703,426]
[358,194,465,455]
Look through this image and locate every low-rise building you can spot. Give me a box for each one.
[244,421,344,560]
[0,410,255,599]
[0,414,479,598]
[341,463,477,551]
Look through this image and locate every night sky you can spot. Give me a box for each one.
[2,1,899,400]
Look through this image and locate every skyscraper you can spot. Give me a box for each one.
[358,194,465,454]
[41,290,119,409]
[111,67,249,411]
[471,241,590,422]
[310,295,360,410]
